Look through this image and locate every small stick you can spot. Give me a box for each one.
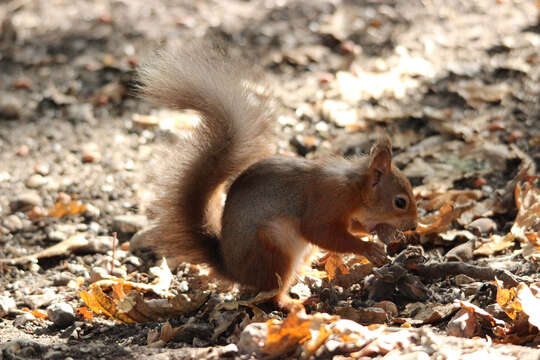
[111,232,117,275]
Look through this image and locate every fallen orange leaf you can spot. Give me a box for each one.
[31,309,48,319]
[263,305,311,355]
[48,200,87,218]
[324,253,350,280]
[77,306,94,321]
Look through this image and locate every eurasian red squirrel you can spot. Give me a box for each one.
[139,41,418,308]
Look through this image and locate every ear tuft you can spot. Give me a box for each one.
[369,134,392,174]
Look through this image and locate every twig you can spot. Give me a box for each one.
[111,232,117,275]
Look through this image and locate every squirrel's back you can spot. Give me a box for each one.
[138,41,276,270]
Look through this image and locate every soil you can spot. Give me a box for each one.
[0,0,539,359]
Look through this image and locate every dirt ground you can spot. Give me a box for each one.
[1,0,539,359]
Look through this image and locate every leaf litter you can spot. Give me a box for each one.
[1,0,540,359]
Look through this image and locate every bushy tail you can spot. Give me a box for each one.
[138,41,275,271]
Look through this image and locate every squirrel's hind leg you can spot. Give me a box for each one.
[224,216,310,310]
[256,217,311,310]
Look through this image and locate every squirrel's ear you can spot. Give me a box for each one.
[369,134,392,175]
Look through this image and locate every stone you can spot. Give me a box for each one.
[46,230,68,243]
[129,226,155,251]
[25,288,56,309]
[51,272,75,286]
[290,282,311,299]
[83,203,100,219]
[9,191,42,212]
[14,313,35,327]
[0,295,16,317]
[67,103,95,124]
[89,266,111,283]
[0,95,22,120]
[47,303,76,328]
[112,215,148,234]
[81,143,101,163]
[25,174,48,188]
[238,322,267,354]
[2,215,23,232]
[84,236,113,253]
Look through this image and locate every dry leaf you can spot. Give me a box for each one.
[495,281,540,341]
[447,308,480,338]
[512,182,540,244]
[159,321,174,342]
[415,203,457,235]
[335,305,387,325]
[495,280,520,320]
[79,260,206,322]
[31,309,48,319]
[262,305,311,355]
[516,283,540,330]
[48,200,87,217]
[474,182,539,257]
[421,190,482,211]
[302,325,332,360]
[324,253,350,280]
[473,234,515,256]
[76,306,94,321]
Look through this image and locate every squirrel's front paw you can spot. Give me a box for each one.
[362,241,388,267]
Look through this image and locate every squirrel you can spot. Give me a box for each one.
[139,41,418,309]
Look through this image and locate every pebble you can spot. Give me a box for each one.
[85,236,114,253]
[0,95,22,119]
[290,282,311,299]
[81,143,102,163]
[56,192,71,203]
[27,206,44,220]
[33,163,50,176]
[89,267,111,283]
[83,203,100,219]
[320,99,357,127]
[315,121,329,134]
[16,145,29,156]
[112,214,148,234]
[10,191,42,212]
[25,174,48,189]
[129,226,155,251]
[46,224,78,242]
[0,295,16,317]
[66,263,87,275]
[75,223,88,232]
[88,222,101,233]
[67,103,95,124]
[290,134,318,156]
[111,267,127,279]
[302,274,323,289]
[25,288,57,309]
[51,272,75,286]
[47,303,76,328]
[125,255,142,267]
[14,313,36,327]
[238,322,267,354]
[46,230,68,242]
[2,214,23,232]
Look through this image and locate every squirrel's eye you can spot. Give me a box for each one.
[394,196,407,210]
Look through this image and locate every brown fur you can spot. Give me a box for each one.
[139,41,417,306]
